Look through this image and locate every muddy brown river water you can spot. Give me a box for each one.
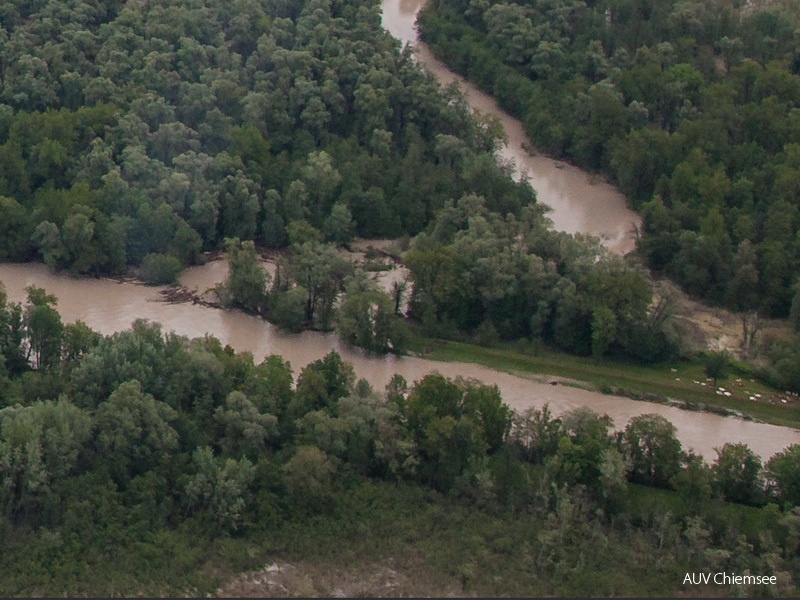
[2,261,799,461]
[0,2,795,463]
[381,0,641,254]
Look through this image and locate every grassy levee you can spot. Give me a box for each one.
[406,336,800,429]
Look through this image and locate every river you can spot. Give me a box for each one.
[2,262,799,461]
[380,0,641,255]
[0,2,796,462]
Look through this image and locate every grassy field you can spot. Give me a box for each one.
[406,336,800,429]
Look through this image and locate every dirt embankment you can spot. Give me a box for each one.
[214,558,466,598]
[651,277,793,362]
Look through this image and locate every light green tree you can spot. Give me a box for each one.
[184,446,255,534]
[95,380,178,483]
[622,414,683,488]
[213,391,277,459]
[0,399,92,518]
[712,442,764,505]
[337,276,406,354]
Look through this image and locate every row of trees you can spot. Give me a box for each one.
[418,0,800,320]
[3,285,799,517]
[2,297,800,593]
[220,194,672,362]
[513,405,800,509]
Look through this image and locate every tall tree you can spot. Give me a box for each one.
[225,238,269,314]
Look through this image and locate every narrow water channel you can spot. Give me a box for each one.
[380,0,642,254]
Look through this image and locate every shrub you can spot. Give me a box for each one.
[141,253,183,285]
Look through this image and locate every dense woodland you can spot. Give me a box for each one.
[1,0,800,594]
[418,0,800,320]
[0,0,534,272]
[0,0,688,365]
[1,287,800,595]
[416,0,800,391]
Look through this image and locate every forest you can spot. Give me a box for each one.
[418,0,800,318]
[0,0,533,271]
[0,0,689,367]
[1,0,800,594]
[1,286,800,596]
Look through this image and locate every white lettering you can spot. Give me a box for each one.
[684,573,710,585]
[710,573,778,585]
[688,572,777,586]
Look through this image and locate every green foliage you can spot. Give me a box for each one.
[0,285,28,376]
[337,275,408,354]
[323,202,354,246]
[712,442,765,506]
[1,0,800,587]
[242,355,294,416]
[224,238,268,314]
[0,399,92,520]
[0,196,32,260]
[170,221,203,266]
[95,380,178,483]
[622,414,684,488]
[404,196,669,362]
[403,373,511,492]
[703,351,731,387]
[288,240,352,330]
[554,407,615,489]
[766,444,800,506]
[419,0,800,319]
[269,287,308,333]
[671,452,713,507]
[0,0,534,283]
[24,286,63,370]
[213,391,277,459]
[508,404,563,465]
[0,298,796,595]
[140,253,183,285]
[184,447,255,535]
[281,445,338,513]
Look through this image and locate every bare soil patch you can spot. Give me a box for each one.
[215,557,466,598]
[651,277,793,361]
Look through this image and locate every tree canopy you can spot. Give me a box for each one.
[419,0,800,321]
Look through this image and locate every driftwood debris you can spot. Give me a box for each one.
[159,286,196,304]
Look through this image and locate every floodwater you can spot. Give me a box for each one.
[0,2,792,463]
[2,261,799,461]
[380,0,642,254]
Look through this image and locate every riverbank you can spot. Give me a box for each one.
[4,259,800,460]
[167,245,800,429]
[408,337,800,429]
[162,259,800,430]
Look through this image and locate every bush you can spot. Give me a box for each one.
[270,287,307,332]
[141,253,183,285]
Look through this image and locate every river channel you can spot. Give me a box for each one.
[2,261,799,461]
[380,0,641,254]
[0,2,796,462]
